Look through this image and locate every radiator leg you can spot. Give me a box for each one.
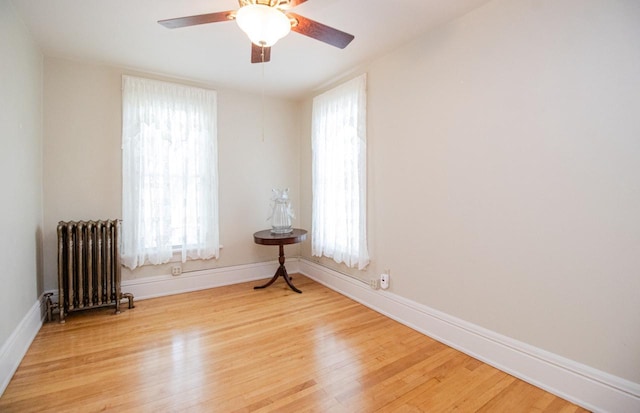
[121,292,135,309]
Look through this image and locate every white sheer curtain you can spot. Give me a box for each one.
[311,74,370,270]
[121,75,219,270]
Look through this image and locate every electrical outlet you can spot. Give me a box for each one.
[380,273,390,290]
[171,265,182,276]
[369,278,380,290]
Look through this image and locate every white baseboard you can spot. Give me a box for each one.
[299,259,640,413]
[122,260,293,300]
[0,298,45,396]
[44,260,293,304]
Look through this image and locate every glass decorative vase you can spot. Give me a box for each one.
[268,188,294,234]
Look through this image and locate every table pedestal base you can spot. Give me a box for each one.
[253,244,302,293]
[253,265,301,293]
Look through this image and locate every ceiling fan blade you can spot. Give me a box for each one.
[158,11,235,29]
[288,13,354,49]
[251,44,272,64]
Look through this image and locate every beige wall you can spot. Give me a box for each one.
[12,0,639,391]
[0,0,43,343]
[42,57,300,289]
[301,0,640,383]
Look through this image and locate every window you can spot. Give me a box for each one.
[311,74,369,270]
[121,76,219,270]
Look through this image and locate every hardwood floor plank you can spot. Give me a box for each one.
[0,275,588,412]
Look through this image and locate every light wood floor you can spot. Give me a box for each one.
[1,275,589,412]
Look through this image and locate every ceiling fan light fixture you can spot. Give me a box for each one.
[235,4,291,47]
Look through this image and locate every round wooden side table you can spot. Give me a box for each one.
[253,228,307,293]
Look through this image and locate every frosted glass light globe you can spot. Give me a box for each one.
[236,4,291,47]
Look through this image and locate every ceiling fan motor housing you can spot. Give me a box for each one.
[239,0,292,10]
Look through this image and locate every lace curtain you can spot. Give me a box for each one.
[311,74,370,270]
[121,75,219,270]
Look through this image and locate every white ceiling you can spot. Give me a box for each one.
[12,0,492,99]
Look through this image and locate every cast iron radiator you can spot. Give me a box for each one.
[46,220,134,323]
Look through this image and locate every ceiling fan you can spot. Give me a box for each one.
[158,0,355,64]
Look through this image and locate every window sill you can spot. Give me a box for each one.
[166,244,224,263]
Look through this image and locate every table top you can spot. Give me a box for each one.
[253,228,307,246]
